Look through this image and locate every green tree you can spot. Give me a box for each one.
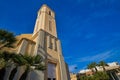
[0,29,16,50]
[94,71,109,80]
[19,54,45,80]
[87,62,98,73]
[0,56,6,80]
[0,52,45,80]
[79,72,109,80]
[0,29,17,80]
[0,51,16,80]
[80,75,94,80]
[98,61,108,72]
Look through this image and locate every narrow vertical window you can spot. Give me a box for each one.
[53,39,57,51]
[54,40,57,51]
[49,21,52,31]
[49,37,53,49]
[49,11,51,16]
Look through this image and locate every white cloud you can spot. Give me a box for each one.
[79,69,91,73]
[77,50,114,62]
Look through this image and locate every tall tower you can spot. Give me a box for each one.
[4,4,69,80]
[32,4,69,80]
[33,4,57,37]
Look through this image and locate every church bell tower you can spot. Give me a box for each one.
[7,4,70,80]
[32,4,69,80]
[33,4,57,37]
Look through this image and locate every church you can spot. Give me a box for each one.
[6,4,69,80]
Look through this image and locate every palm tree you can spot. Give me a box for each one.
[0,29,17,79]
[0,51,45,80]
[94,71,109,80]
[19,54,45,80]
[0,29,45,80]
[0,57,6,80]
[87,62,98,73]
[0,29,16,50]
[98,61,108,72]
[87,64,94,72]
[0,52,6,69]
[0,51,16,80]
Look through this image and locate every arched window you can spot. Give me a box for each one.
[49,11,51,16]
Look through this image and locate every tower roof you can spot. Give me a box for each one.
[38,4,55,14]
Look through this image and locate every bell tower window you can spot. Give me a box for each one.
[49,37,53,49]
[49,11,51,16]
[49,21,52,31]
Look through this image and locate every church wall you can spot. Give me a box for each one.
[17,39,28,55]
[44,12,57,37]
[47,48,59,59]
[57,40,68,80]
[46,34,59,59]
[25,42,35,56]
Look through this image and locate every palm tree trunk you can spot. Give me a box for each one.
[9,67,17,80]
[13,66,25,80]
[19,70,29,80]
[20,66,30,80]
[95,67,98,72]
[91,69,95,74]
[103,66,106,72]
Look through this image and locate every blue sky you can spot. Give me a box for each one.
[0,0,120,72]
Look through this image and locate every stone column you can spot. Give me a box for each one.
[34,30,46,58]
[33,30,47,80]
[47,35,50,48]
[57,40,68,80]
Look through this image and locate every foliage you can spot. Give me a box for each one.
[79,72,109,80]
[0,58,5,69]
[84,61,109,80]
[87,62,98,72]
[98,61,108,71]
[0,29,16,50]
[19,54,46,80]
[20,54,46,71]
[0,51,45,80]
[0,51,15,68]
[94,72,109,80]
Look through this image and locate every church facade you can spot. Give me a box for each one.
[10,4,69,80]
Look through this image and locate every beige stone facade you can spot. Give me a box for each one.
[7,4,69,80]
[70,73,77,80]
